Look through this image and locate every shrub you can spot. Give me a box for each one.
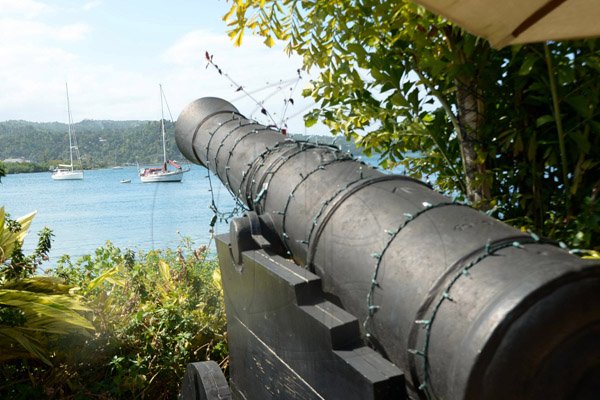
[2,239,227,399]
[1,208,93,399]
[54,240,227,399]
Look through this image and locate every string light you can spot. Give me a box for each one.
[363,200,470,341]
[407,231,562,400]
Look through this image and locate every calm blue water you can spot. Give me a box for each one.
[1,166,236,265]
[1,155,410,267]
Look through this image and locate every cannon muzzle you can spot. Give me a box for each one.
[176,97,600,400]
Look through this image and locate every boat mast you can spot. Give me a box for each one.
[160,84,167,166]
[66,82,74,171]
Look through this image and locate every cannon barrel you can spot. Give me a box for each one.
[176,97,600,400]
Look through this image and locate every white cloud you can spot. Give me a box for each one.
[161,29,323,134]
[55,22,90,41]
[0,19,90,42]
[82,0,102,11]
[0,0,51,18]
[0,18,326,135]
[0,7,92,121]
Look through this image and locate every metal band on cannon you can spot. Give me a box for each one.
[176,97,600,400]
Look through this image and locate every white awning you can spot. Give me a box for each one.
[413,0,600,48]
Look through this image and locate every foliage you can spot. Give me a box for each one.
[1,207,92,377]
[1,209,54,280]
[0,119,185,170]
[0,278,93,366]
[2,240,227,399]
[0,161,5,181]
[2,162,49,175]
[224,0,600,250]
[0,208,36,268]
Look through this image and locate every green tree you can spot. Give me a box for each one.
[224,0,600,249]
[0,161,5,182]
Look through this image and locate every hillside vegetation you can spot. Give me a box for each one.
[0,119,185,170]
[0,120,361,173]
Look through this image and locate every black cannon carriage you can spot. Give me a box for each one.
[175,97,599,400]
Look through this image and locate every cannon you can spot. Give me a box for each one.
[175,97,600,400]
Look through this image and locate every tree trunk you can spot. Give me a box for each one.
[455,75,491,208]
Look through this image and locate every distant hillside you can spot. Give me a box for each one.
[0,119,364,171]
[0,119,184,169]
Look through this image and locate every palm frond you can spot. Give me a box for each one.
[0,208,36,261]
[0,289,93,329]
[0,276,95,364]
[0,327,52,365]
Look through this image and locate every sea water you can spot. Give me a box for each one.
[1,158,408,267]
[1,166,236,265]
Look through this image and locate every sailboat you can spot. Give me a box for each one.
[51,83,84,180]
[139,84,189,183]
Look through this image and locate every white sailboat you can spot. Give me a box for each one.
[139,84,189,183]
[52,83,84,180]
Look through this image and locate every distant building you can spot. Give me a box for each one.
[3,157,31,164]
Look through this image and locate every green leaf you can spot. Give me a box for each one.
[222,5,236,22]
[304,115,318,127]
[159,260,171,285]
[264,35,275,48]
[569,131,591,154]
[513,136,524,155]
[519,54,537,76]
[390,92,408,107]
[88,267,125,290]
[234,30,244,47]
[565,96,592,118]
[536,115,554,127]
[557,65,576,85]
[0,209,36,261]
[0,328,53,366]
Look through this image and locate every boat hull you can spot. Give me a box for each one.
[51,170,84,180]
[140,169,186,183]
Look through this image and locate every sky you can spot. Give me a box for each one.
[0,0,323,135]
